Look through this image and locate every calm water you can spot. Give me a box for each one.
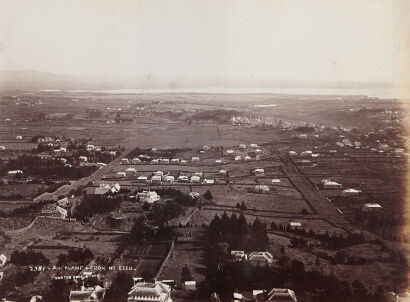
[40,87,410,99]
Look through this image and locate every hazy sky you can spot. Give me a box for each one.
[0,0,409,86]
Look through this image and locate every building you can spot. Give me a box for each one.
[116,172,126,178]
[7,170,23,177]
[300,151,312,157]
[164,175,175,183]
[226,149,234,156]
[231,250,246,261]
[250,144,258,148]
[178,175,189,183]
[127,281,172,302]
[271,179,281,184]
[0,254,7,267]
[264,288,297,302]
[190,175,201,183]
[255,185,269,194]
[189,192,200,200]
[248,252,274,266]
[69,285,106,302]
[203,179,214,184]
[235,155,242,161]
[239,144,247,149]
[288,151,298,157]
[288,222,302,230]
[126,168,137,177]
[341,188,362,197]
[136,191,160,203]
[132,158,142,164]
[191,157,200,162]
[253,168,265,176]
[151,175,162,183]
[184,281,196,291]
[320,179,342,189]
[362,203,383,214]
[16,135,23,140]
[137,176,148,183]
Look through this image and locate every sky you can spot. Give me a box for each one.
[0,0,409,87]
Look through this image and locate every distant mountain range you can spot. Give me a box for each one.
[0,70,393,91]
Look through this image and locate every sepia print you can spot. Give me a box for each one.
[0,0,410,301]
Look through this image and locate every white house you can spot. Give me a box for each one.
[79,156,88,162]
[341,188,362,197]
[57,197,69,207]
[231,250,246,261]
[127,282,171,302]
[171,158,180,164]
[215,159,223,164]
[288,151,298,157]
[0,254,7,267]
[362,203,383,213]
[253,168,265,176]
[0,146,5,151]
[219,170,227,175]
[250,143,258,148]
[121,158,130,164]
[189,192,200,200]
[239,144,247,149]
[255,185,269,194]
[132,158,141,164]
[191,157,200,162]
[178,175,189,183]
[272,178,281,183]
[289,221,302,229]
[244,155,251,161]
[136,191,160,203]
[137,176,148,183]
[116,171,126,178]
[248,251,274,266]
[234,155,242,161]
[125,168,137,177]
[190,175,201,183]
[300,151,312,157]
[151,175,162,183]
[184,281,196,291]
[321,179,342,189]
[203,179,214,184]
[226,149,234,156]
[164,175,175,183]
[16,135,23,140]
[8,170,23,177]
[265,288,297,302]
[180,160,188,165]
[298,134,307,139]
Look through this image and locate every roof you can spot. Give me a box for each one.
[267,288,297,302]
[128,282,170,300]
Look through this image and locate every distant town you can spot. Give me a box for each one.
[0,90,408,302]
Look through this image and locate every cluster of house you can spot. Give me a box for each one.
[319,179,383,214]
[41,196,73,220]
[116,169,219,185]
[231,251,275,267]
[67,280,174,302]
[86,183,122,196]
[288,150,320,158]
[232,288,297,302]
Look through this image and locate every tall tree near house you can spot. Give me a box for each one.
[181,264,193,282]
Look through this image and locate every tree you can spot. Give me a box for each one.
[203,189,213,200]
[105,272,134,302]
[240,201,247,210]
[181,264,193,282]
[142,269,153,282]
